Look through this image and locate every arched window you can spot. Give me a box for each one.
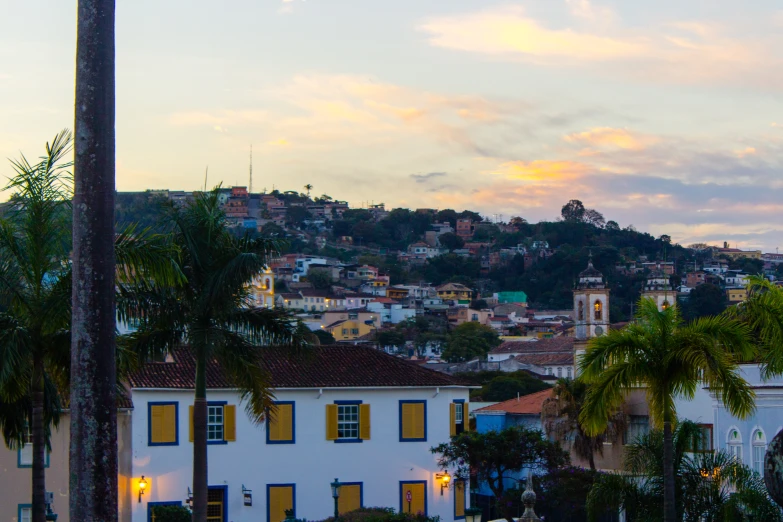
[567,367,572,379]
[578,301,584,321]
[594,300,603,321]
[728,428,743,463]
[752,429,767,475]
[557,367,562,378]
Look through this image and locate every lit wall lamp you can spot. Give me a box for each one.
[436,471,451,496]
[138,476,148,503]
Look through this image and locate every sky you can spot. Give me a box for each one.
[1,0,783,251]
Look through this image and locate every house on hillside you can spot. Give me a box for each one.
[436,283,472,304]
[127,345,473,522]
[488,338,575,379]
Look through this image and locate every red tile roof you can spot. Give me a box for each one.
[129,345,471,389]
[474,388,553,415]
[490,337,574,354]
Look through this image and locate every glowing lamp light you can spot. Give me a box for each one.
[138,476,148,503]
[436,471,451,495]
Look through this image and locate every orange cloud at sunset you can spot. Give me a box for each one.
[564,127,656,150]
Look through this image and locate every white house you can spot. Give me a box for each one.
[128,345,473,522]
[366,300,417,325]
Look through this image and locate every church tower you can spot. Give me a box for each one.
[252,267,275,308]
[641,264,674,311]
[573,254,610,340]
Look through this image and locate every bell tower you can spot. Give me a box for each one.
[573,254,610,340]
[252,267,275,308]
[642,264,674,311]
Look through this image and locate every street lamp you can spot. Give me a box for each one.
[331,478,342,520]
[138,476,148,503]
[435,471,451,496]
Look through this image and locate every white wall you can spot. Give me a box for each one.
[130,387,470,522]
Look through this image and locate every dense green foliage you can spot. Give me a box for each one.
[432,427,569,520]
[149,504,192,522]
[460,371,550,401]
[535,467,609,522]
[320,507,440,522]
[441,322,501,362]
[682,283,727,320]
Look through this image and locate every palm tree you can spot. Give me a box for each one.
[72,0,118,519]
[118,189,309,522]
[541,378,625,470]
[304,184,313,197]
[579,298,756,522]
[587,421,781,522]
[0,131,179,522]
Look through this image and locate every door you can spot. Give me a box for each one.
[207,487,226,522]
[400,481,426,515]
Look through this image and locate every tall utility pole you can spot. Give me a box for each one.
[249,145,253,194]
[71,1,118,521]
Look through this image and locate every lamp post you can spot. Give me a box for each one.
[331,478,342,521]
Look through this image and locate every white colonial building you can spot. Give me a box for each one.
[128,345,473,522]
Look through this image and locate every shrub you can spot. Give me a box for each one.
[319,507,440,522]
[149,504,191,522]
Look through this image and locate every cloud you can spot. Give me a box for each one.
[411,171,447,183]
[564,127,656,151]
[418,6,782,88]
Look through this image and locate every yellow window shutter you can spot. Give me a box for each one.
[269,486,294,522]
[455,481,465,517]
[401,403,413,439]
[162,404,177,443]
[464,403,470,432]
[359,404,371,440]
[449,403,457,437]
[224,404,237,441]
[269,404,293,442]
[326,404,339,440]
[150,405,164,443]
[413,403,425,439]
[338,484,362,514]
[189,405,194,442]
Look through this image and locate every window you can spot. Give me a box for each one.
[18,505,32,522]
[148,402,179,446]
[208,405,224,442]
[693,424,713,452]
[207,486,227,522]
[578,301,584,321]
[557,367,562,378]
[337,483,363,514]
[338,404,360,439]
[450,401,468,436]
[267,484,295,522]
[18,426,33,466]
[342,328,348,335]
[728,428,743,463]
[752,429,767,475]
[326,402,370,442]
[547,367,553,376]
[594,300,603,321]
[351,328,359,335]
[189,403,236,444]
[267,402,295,444]
[567,367,573,379]
[400,400,427,442]
[624,415,650,445]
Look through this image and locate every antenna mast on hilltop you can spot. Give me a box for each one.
[249,145,253,194]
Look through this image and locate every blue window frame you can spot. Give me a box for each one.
[147,401,179,447]
[17,426,50,468]
[18,504,32,522]
[267,483,297,522]
[399,400,428,442]
[208,401,228,445]
[148,501,182,522]
[335,400,363,444]
[266,401,296,445]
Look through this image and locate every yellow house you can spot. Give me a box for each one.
[324,319,375,341]
[726,288,748,303]
[436,282,473,302]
